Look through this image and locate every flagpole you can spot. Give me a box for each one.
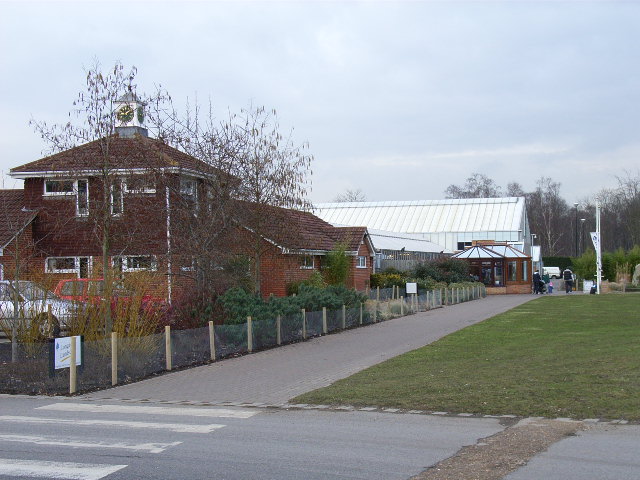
[595,200,602,294]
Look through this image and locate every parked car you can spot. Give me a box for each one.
[0,280,78,338]
[543,266,561,279]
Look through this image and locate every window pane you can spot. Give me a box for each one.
[508,261,517,281]
[45,180,74,194]
[125,177,156,193]
[48,257,76,271]
[111,181,123,215]
[77,180,88,216]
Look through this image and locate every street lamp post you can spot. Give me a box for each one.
[574,202,579,257]
[580,218,586,256]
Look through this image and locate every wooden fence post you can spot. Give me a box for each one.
[247,316,253,353]
[276,315,282,345]
[165,326,172,371]
[400,296,404,316]
[322,307,327,334]
[111,332,118,386]
[69,335,77,394]
[301,309,306,339]
[208,321,216,361]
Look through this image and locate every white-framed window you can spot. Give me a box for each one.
[114,255,157,272]
[180,177,197,199]
[76,179,89,216]
[124,177,156,194]
[45,256,90,276]
[44,179,75,196]
[45,257,78,274]
[180,257,196,272]
[44,179,89,217]
[111,180,124,215]
[300,255,314,269]
[356,256,367,268]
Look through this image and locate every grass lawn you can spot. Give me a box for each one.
[293,294,640,420]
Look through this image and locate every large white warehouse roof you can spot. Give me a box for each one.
[314,197,526,234]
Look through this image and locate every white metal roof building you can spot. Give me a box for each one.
[366,228,452,254]
[314,197,532,254]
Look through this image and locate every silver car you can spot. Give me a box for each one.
[0,280,78,338]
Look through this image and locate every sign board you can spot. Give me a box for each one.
[405,282,418,295]
[583,280,594,293]
[54,336,82,369]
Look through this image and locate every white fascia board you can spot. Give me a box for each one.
[10,166,216,181]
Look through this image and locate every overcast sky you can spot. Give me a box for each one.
[1,0,638,204]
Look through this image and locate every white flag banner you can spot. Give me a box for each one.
[590,232,600,250]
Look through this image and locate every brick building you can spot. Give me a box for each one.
[1,96,373,300]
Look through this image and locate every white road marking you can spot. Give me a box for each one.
[0,458,126,479]
[0,434,181,454]
[38,402,258,419]
[0,416,224,434]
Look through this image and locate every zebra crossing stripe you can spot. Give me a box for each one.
[0,434,181,454]
[0,458,126,480]
[0,416,224,434]
[38,403,258,418]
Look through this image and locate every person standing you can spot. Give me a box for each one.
[563,267,574,293]
[533,270,542,294]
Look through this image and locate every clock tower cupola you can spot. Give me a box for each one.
[114,88,148,138]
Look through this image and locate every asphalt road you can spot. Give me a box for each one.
[0,395,504,480]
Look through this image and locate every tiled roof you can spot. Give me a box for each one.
[10,134,221,180]
[234,201,368,254]
[0,190,38,249]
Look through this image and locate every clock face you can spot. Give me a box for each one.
[117,105,135,123]
[136,106,145,123]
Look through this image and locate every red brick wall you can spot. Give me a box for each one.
[0,223,40,281]
[347,242,373,292]
[24,177,168,258]
[259,245,320,297]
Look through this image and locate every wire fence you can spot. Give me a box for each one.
[0,285,486,395]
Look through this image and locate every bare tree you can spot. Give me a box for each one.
[30,61,169,332]
[233,105,313,294]
[526,177,569,256]
[444,173,502,199]
[506,182,526,197]
[152,99,246,300]
[334,188,366,203]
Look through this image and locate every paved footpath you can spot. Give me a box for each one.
[83,294,534,405]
